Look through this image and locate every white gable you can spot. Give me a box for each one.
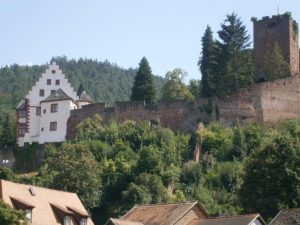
[26,62,78,105]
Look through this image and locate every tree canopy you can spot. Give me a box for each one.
[161,68,194,101]
[0,200,28,225]
[131,57,157,103]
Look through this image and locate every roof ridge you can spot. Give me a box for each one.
[207,213,259,219]
[133,201,198,207]
[0,179,77,195]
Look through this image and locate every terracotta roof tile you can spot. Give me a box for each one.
[188,214,264,225]
[0,179,94,225]
[122,202,206,225]
[269,208,300,225]
[109,218,144,225]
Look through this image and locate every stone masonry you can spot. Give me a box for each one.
[67,74,300,139]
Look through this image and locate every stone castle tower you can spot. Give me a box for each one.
[253,14,299,78]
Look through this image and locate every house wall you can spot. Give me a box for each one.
[39,100,75,144]
[18,63,78,146]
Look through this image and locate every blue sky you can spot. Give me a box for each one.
[1,0,300,81]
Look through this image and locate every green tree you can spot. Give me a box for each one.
[199,25,218,97]
[188,79,201,98]
[0,113,16,147]
[216,13,253,97]
[131,57,157,103]
[239,133,300,220]
[39,143,102,209]
[263,42,290,81]
[77,82,85,96]
[0,200,28,225]
[161,68,194,101]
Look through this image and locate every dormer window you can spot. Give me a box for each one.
[64,216,71,225]
[18,110,26,118]
[25,209,32,223]
[80,218,87,225]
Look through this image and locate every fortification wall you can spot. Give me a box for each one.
[66,75,300,138]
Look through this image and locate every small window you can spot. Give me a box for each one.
[36,107,41,116]
[52,69,56,74]
[18,124,26,137]
[41,127,44,132]
[39,89,45,97]
[55,79,60,85]
[47,79,51,85]
[25,209,32,223]
[64,216,71,225]
[80,218,87,225]
[51,104,58,113]
[43,109,46,114]
[18,110,26,118]
[50,122,57,131]
[51,90,56,95]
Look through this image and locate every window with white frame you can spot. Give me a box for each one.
[80,218,87,225]
[64,216,71,225]
[25,209,32,223]
[18,110,26,118]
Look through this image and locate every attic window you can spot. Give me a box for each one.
[52,70,56,74]
[80,218,87,225]
[25,209,32,223]
[64,216,71,225]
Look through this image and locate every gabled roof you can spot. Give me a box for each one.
[0,179,94,225]
[107,218,144,225]
[269,208,300,225]
[122,202,208,225]
[78,91,93,103]
[188,214,265,225]
[40,88,74,103]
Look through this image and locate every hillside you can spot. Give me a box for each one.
[0,56,165,112]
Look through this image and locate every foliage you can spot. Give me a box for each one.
[188,79,201,99]
[161,68,195,101]
[199,13,254,98]
[199,25,218,97]
[0,112,16,147]
[262,42,289,81]
[0,200,28,225]
[131,57,157,103]
[239,132,300,220]
[38,143,102,209]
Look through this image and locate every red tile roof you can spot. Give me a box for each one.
[0,179,94,225]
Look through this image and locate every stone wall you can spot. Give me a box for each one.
[66,75,300,138]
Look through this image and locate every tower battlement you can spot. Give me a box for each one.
[253,13,299,77]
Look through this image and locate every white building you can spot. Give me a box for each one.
[16,62,93,147]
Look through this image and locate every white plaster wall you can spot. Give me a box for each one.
[251,219,262,225]
[20,63,79,146]
[39,100,75,143]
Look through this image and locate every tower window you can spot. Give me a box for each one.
[50,122,57,131]
[51,104,58,113]
[55,79,60,85]
[47,79,51,85]
[36,107,41,116]
[18,124,26,137]
[39,89,45,97]
[18,110,26,118]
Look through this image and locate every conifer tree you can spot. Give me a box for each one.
[216,13,253,97]
[77,82,85,96]
[131,57,156,103]
[263,42,289,81]
[198,26,218,97]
